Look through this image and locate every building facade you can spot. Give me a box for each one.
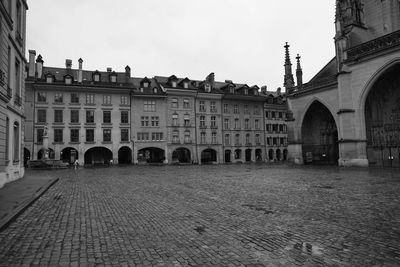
[220,82,266,163]
[0,0,27,187]
[25,54,134,166]
[286,0,400,167]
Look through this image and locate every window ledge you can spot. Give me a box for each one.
[68,142,80,144]
[102,141,112,144]
[69,103,81,105]
[52,142,64,145]
[85,141,95,144]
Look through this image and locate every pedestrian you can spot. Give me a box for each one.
[74,159,79,170]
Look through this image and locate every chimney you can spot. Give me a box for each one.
[125,65,131,77]
[261,85,267,94]
[36,54,44,78]
[78,58,83,83]
[277,87,282,95]
[28,50,36,78]
[296,54,303,88]
[65,59,72,69]
[107,67,112,72]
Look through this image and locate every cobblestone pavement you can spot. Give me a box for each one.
[0,164,399,266]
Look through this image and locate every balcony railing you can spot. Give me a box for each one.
[14,93,22,106]
[346,30,400,61]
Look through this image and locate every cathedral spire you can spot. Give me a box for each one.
[296,54,303,88]
[283,42,295,92]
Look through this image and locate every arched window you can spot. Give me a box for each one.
[13,122,20,162]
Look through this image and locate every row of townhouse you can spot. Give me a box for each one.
[24,52,288,166]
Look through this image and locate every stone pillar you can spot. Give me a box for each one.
[42,126,49,159]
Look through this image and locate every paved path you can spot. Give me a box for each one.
[0,165,399,266]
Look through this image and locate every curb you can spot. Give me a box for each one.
[0,177,60,232]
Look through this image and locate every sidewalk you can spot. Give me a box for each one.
[0,169,59,230]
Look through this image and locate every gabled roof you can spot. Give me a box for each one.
[307,57,337,85]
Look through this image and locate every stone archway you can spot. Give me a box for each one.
[276,149,281,161]
[245,149,252,162]
[301,101,339,165]
[268,149,274,161]
[138,147,165,163]
[172,147,191,163]
[364,63,400,167]
[201,149,217,164]
[84,147,113,165]
[61,147,78,164]
[24,148,30,167]
[224,150,231,163]
[118,146,132,164]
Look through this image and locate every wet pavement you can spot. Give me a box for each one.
[0,164,399,266]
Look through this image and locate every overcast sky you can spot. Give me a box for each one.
[26,1,336,91]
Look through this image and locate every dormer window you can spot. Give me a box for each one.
[110,75,117,83]
[172,81,177,88]
[230,87,234,94]
[244,89,248,95]
[139,88,144,93]
[93,72,100,82]
[254,90,258,95]
[65,76,72,85]
[143,82,149,88]
[46,76,53,83]
[205,84,211,93]
[153,87,158,93]
[183,82,189,89]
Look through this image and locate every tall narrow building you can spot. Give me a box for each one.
[0,0,28,187]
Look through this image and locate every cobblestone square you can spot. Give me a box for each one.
[0,165,399,266]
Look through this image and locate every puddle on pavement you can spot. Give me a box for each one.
[290,242,323,256]
[242,204,274,214]
[316,185,335,190]
[194,225,206,234]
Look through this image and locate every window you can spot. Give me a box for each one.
[153,87,158,93]
[86,129,94,142]
[273,137,277,146]
[200,132,206,144]
[13,122,19,161]
[183,99,190,109]
[266,124,272,133]
[54,110,63,123]
[137,132,150,141]
[54,129,63,143]
[121,96,128,105]
[223,104,229,113]
[280,137,285,146]
[54,93,63,103]
[244,105,249,114]
[224,118,229,130]
[37,110,46,123]
[141,116,149,127]
[121,129,129,142]
[284,138,288,146]
[70,129,79,143]
[71,110,79,123]
[103,129,111,142]
[103,111,111,123]
[235,149,241,159]
[86,110,95,123]
[86,94,95,104]
[16,1,22,35]
[71,93,79,103]
[255,134,260,145]
[110,75,117,83]
[37,92,46,102]
[234,118,239,129]
[279,112,283,119]
[254,106,260,115]
[183,82,189,89]
[283,124,287,133]
[172,114,178,126]
[172,130,179,144]
[103,95,111,105]
[93,73,100,82]
[244,89,248,95]
[246,134,251,145]
[143,82,149,88]
[272,124,278,132]
[255,119,260,130]
[144,101,155,111]
[235,134,240,145]
[211,116,216,128]
[224,134,230,145]
[267,137,272,146]
[152,132,163,141]
[184,131,191,143]
[171,98,178,108]
[199,101,205,112]
[234,105,239,114]
[151,116,159,127]
[210,101,216,112]
[212,132,217,144]
[200,116,205,128]
[7,46,11,88]
[279,124,284,133]
[245,119,249,129]
[5,118,9,161]
[46,76,53,83]
[172,81,177,87]
[271,111,276,119]
[121,111,129,124]
[37,128,44,144]
[14,59,20,96]
[183,114,190,127]
[65,76,72,84]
